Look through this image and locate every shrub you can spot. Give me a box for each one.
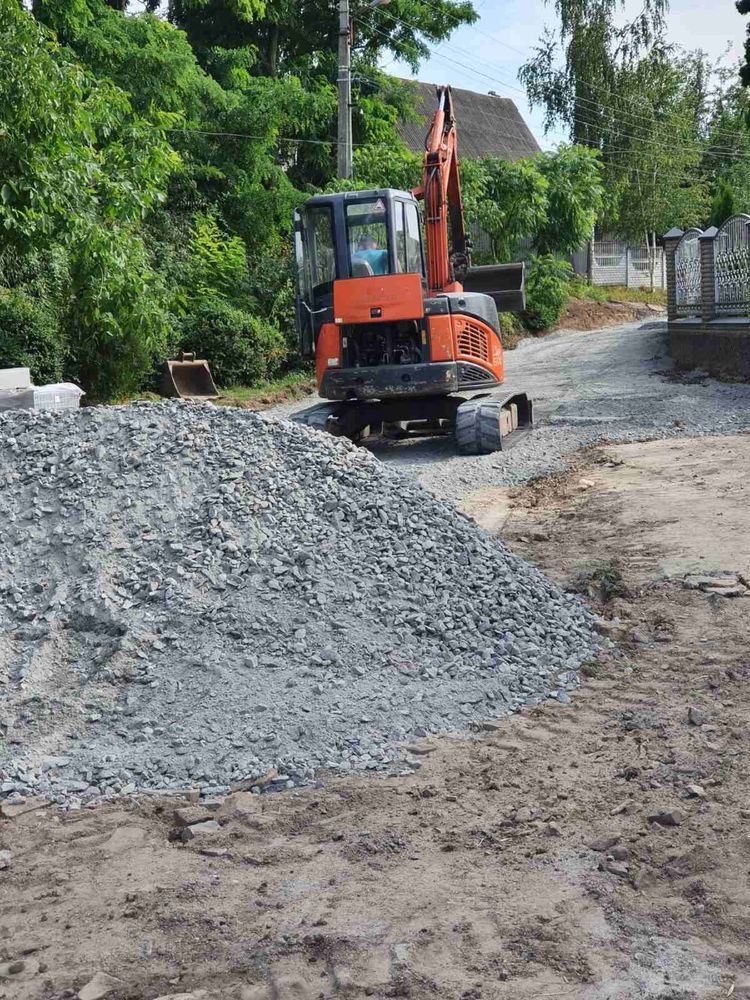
[178,297,287,386]
[65,227,170,402]
[187,214,249,302]
[522,254,574,331]
[0,288,65,383]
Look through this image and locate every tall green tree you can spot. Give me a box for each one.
[520,0,668,146]
[164,0,477,81]
[0,0,181,398]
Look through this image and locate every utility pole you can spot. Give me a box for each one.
[337,0,353,180]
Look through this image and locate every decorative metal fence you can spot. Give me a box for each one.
[714,213,750,315]
[674,228,702,315]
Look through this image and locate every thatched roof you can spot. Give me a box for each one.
[397,80,541,162]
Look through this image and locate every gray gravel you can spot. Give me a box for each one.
[0,403,598,805]
[277,321,750,500]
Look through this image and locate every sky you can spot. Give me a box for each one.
[391,0,747,149]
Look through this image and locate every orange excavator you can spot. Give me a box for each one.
[292,85,532,454]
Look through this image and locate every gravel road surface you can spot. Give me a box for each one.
[277,321,750,500]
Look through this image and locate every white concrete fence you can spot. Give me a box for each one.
[588,241,666,289]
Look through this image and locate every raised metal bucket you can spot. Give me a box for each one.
[462,262,526,313]
[161,353,219,401]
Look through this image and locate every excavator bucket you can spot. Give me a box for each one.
[462,262,526,313]
[161,353,220,401]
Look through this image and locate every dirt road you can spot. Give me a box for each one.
[3,433,750,1000]
[3,323,750,1000]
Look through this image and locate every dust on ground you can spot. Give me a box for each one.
[2,436,750,1000]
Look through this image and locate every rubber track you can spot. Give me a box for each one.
[455,398,504,455]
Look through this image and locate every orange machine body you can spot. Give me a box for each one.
[316,277,504,393]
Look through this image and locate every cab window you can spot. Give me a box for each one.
[347,199,390,277]
[404,202,424,274]
[395,201,425,276]
[305,206,336,297]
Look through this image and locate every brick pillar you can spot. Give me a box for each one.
[699,226,718,323]
[663,228,683,322]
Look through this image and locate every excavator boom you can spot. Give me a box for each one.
[413,87,468,295]
[414,86,525,312]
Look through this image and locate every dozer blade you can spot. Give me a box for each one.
[462,262,525,313]
[161,354,220,401]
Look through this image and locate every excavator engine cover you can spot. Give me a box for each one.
[462,262,525,313]
[161,353,220,401]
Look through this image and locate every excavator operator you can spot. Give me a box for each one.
[352,234,388,276]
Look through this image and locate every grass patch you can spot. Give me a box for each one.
[572,560,627,603]
[580,660,607,679]
[112,367,315,409]
[215,369,315,408]
[570,280,667,308]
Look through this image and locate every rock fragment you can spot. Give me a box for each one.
[78,971,126,1000]
[647,809,685,827]
[180,820,221,842]
[688,706,708,726]
[587,834,620,852]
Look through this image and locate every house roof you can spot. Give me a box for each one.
[396,80,541,162]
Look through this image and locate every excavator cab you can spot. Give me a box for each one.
[294,188,426,358]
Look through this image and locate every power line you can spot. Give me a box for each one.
[359,9,750,164]
[381,0,750,148]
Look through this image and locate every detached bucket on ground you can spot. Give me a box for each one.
[161,354,219,401]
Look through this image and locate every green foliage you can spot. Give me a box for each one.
[464,157,548,261]
[520,0,722,239]
[351,144,422,192]
[533,145,603,254]
[65,228,170,400]
[0,0,177,250]
[186,214,248,301]
[178,297,286,386]
[462,146,603,262]
[522,254,574,330]
[520,0,668,147]
[0,289,65,383]
[166,0,477,81]
[710,179,737,229]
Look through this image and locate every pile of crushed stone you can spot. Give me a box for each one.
[0,403,598,805]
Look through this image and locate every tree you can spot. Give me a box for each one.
[0,0,178,398]
[459,147,603,263]
[602,52,710,246]
[533,145,604,254]
[710,178,737,227]
[520,0,668,146]
[462,157,548,262]
[164,0,478,82]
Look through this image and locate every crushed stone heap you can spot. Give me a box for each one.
[0,403,598,803]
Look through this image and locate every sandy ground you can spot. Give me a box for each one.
[3,433,750,1000]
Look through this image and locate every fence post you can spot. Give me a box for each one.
[699,226,718,323]
[663,228,683,322]
[625,247,630,288]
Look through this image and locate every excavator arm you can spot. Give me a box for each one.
[413,86,470,296]
[413,86,526,313]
